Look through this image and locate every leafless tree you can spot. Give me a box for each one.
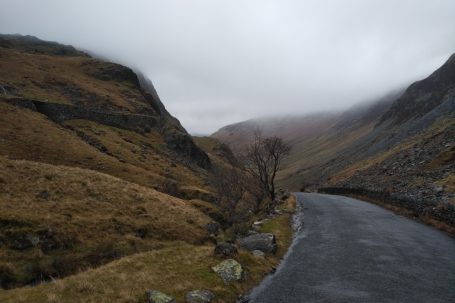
[243,130,291,201]
[211,165,247,223]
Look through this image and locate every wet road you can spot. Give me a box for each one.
[250,193,455,303]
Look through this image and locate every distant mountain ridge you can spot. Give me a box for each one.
[213,53,455,206]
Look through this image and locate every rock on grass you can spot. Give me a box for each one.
[211,259,245,284]
[146,290,176,303]
[185,289,215,303]
[238,233,277,254]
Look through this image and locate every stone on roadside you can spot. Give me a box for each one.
[185,289,215,303]
[238,233,277,254]
[146,290,176,303]
[212,259,245,284]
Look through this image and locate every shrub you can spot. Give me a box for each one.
[0,262,17,289]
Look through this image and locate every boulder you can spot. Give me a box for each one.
[212,259,245,284]
[214,242,238,258]
[185,289,215,303]
[146,290,176,303]
[238,233,277,254]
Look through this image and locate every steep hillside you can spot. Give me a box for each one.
[0,34,212,200]
[0,34,280,300]
[213,90,400,188]
[214,53,455,207]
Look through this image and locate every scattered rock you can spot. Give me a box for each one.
[251,250,265,258]
[238,233,277,254]
[214,242,238,258]
[212,259,245,284]
[185,289,215,303]
[146,290,176,303]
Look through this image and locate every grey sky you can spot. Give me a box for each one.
[1,0,455,134]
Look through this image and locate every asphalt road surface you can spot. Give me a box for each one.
[249,193,455,303]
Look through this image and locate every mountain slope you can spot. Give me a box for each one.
[0,34,271,295]
[0,34,213,199]
[213,54,455,206]
[0,156,212,288]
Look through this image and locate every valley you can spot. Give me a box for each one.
[214,54,455,234]
[0,30,454,303]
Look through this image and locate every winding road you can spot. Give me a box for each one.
[249,193,455,303]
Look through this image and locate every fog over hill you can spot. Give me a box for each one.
[1,0,455,133]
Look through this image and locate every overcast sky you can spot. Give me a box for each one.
[1,0,455,134]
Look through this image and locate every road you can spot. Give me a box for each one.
[249,193,455,303]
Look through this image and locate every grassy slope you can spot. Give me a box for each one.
[0,46,142,110]
[0,156,212,287]
[278,121,375,189]
[0,98,210,199]
[0,42,212,199]
[0,36,298,302]
[0,179,296,302]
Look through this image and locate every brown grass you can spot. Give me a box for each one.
[0,192,297,303]
[0,44,214,200]
[0,101,209,199]
[0,156,212,287]
[0,47,142,110]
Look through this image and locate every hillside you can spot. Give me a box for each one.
[0,35,216,200]
[0,34,295,302]
[214,53,455,209]
[0,156,212,287]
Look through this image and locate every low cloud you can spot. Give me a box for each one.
[1,0,455,133]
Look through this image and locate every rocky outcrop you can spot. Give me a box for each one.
[238,233,277,254]
[0,34,84,56]
[146,290,176,303]
[380,53,455,125]
[164,129,211,168]
[4,98,157,133]
[185,290,215,303]
[2,97,210,168]
[212,259,245,284]
[1,34,211,168]
[329,122,455,206]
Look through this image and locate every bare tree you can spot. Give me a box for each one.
[243,130,291,201]
[211,165,247,223]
